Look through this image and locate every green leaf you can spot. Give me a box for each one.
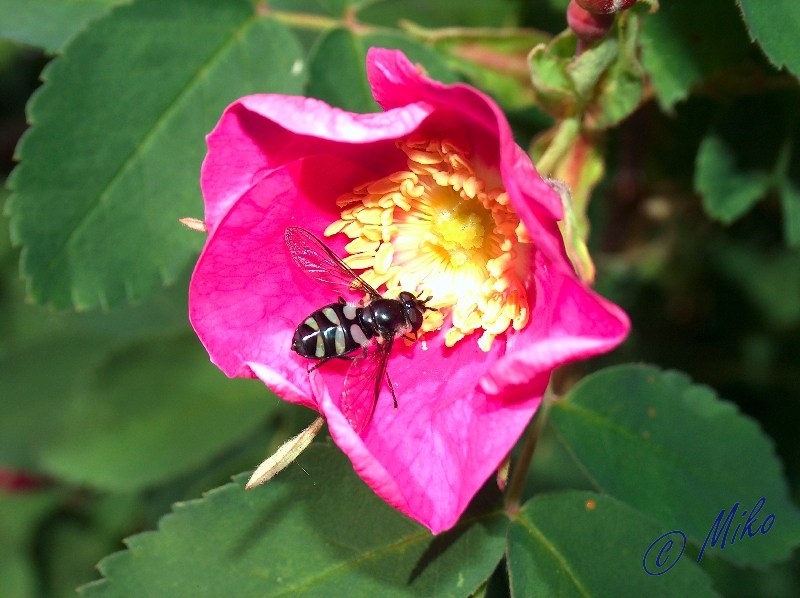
[0,0,123,53]
[0,263,189,357]
[38,333,275,491]
[695,134,771,222]
[306,27,457,113]
[781,178,800,244]
[0,490,62,598]
[0,189,12,262]
[401,22,549,109]
[79,443,507,597]
[42,494,145,597]
[710,240,800,328]
[307,28,379,113]
[508,491,717,597]
[529,32,580,119]
[738,0,800,79]
[699,552,800,598]
[358,0,518,29]
[364,31,458,79]
[6,0,306,309]
[694,93,800,244]
[0,328,275,491]
[271,0,353,18]
[1,195,269,490]
[568,40,617,103]
[549,365,800,567]
[640,0,751,110]
[0,334,113,468]
[587,10,645,130]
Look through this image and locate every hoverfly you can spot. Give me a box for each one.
[285,226,436,433]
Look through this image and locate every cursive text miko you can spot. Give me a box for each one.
[697,496,776,562]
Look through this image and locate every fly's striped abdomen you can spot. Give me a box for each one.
[292,302,372,359]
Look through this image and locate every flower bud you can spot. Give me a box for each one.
[567,0,614,41]
[575,0,636,14]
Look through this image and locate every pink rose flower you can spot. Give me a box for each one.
[189,48,629,533]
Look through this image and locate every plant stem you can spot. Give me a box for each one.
[266,9,342,31]
[536,117,581,175]
[504,390,554,514]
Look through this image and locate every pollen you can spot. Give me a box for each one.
[325,136,532,351]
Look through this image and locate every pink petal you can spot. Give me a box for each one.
[190,154,380,408]
[481,252,631,396]
[315,252,628,531]
[366,48,570,270]
[200,94,432,233]
[322,330,548,533]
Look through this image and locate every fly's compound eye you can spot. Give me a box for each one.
[398,291,415,303]
[403,291,438,334]
[406,306,424,333]
[398,292,424,333]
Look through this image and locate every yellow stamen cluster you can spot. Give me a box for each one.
[324,135,531,351]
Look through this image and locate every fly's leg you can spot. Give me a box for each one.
[385,371,398,409]
[307,357,334,373]
[319,345,366,374]
[308,354,357,373]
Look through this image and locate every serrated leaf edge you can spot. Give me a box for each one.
[6,2,267,309]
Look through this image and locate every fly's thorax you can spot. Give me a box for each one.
[360,298,409,337]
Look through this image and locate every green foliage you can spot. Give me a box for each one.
[38,334,276,491]
[307,27,457,113]
[694,93,800,245]
[7,0,306,309]
[738,0,800,79]
[358,0,519,29]
[0,327,276,491]
[507,492,716,597]
[551,365,800,567]
[639,0,751,110]
[1,193,275,491]
[404,24,548,108]
[0,490,63,598]
[710,240,800,329]
[1,1,800,597]
[528,8,646,129]
[64,365,799,596]
[80,444,508,598]
[0,0,123,53]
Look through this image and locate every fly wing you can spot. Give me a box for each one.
[284,226,380,299]
[341,337,393,433]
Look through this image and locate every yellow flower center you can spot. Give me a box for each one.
[324,135,532,351]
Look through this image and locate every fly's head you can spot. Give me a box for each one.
[399,291,437,334]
